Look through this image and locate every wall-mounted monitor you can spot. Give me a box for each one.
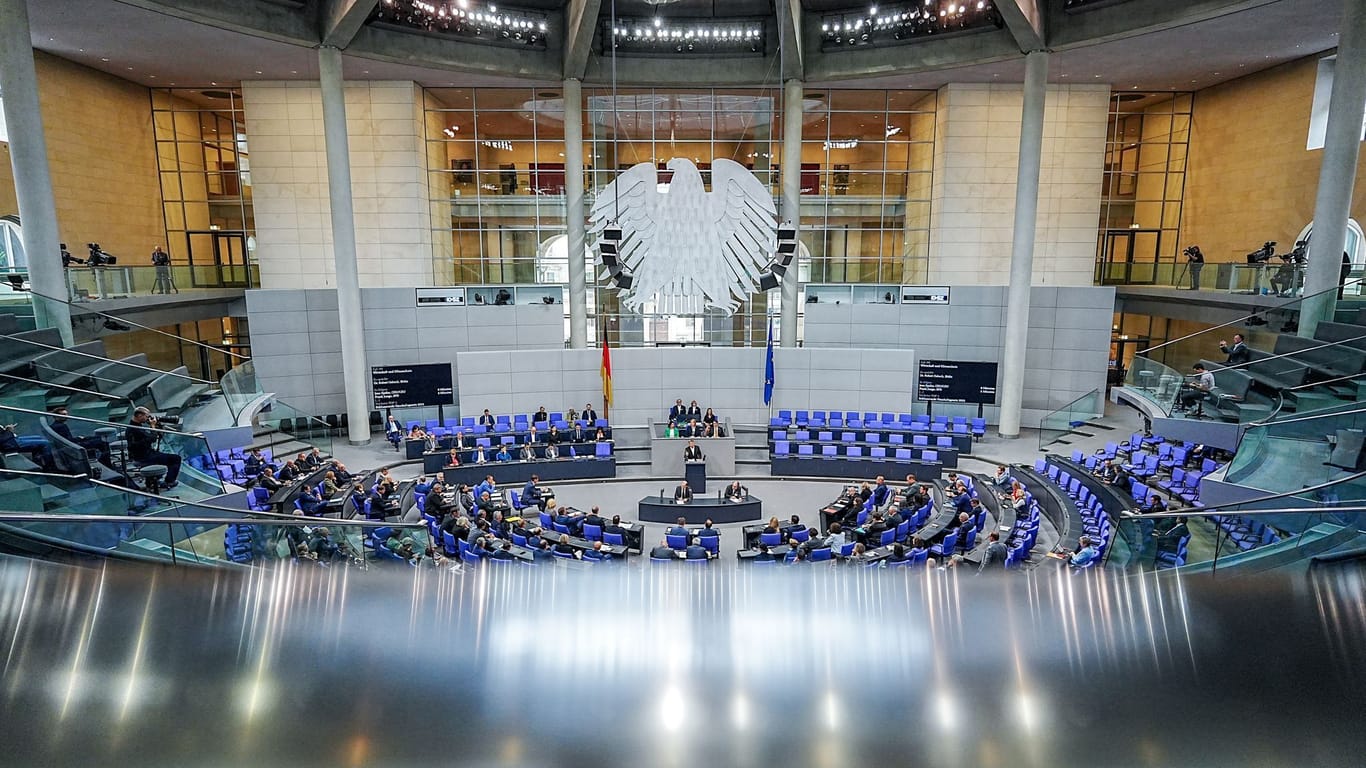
[416,287,465,306]
[901,286,951,305]
[916,359,998,405]
[371,363,454,409]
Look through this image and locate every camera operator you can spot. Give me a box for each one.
[150,245,177,295]
[126,406,181,491]
[1270,240,1307,296]
[1183,245,1204,290]
[59,243,84,268]
[1245,241,1275,293]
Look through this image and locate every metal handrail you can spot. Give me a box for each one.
[0,328,218,386]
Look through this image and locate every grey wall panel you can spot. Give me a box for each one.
[305,289,338,310]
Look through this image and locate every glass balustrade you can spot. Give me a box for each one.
[1038,388,1104,449]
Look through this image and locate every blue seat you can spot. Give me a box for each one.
[798,444,814,456]
[604,532,625,547]
[970,418,986,438]
[866,433,880,444]
[699,537,719,555]
[509,490,524,510]
[512,533,528,547]
[847,446,863,458]
[778,409,793,422]
[809,547,833,562]
[595,443,612,458]
[666,533,688,550]
[773,430,788,441]
[818,431,833,442]
[936,436,953,448]
[870,446,887,458]
[895,448,912,460]
[791,528,811,543]
[582,524,603,541]
[775,440,790,457]
[913,435,929,446]
[759,532,782,547]
[839,542,855,557]
[840,431,855,442]
[889,433,904,444]
[879,528,896,547]
[553,522,571,535]
[443,531,459,557]
[921,449,938,463]
[821,445,837,458]
[930,531,958,557]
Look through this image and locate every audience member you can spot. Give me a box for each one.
[978,531,1009,572]
[1219,333,1251,365]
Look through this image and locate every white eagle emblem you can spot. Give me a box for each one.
[589,157,777,315]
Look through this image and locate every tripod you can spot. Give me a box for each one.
[1174,262,1188,289]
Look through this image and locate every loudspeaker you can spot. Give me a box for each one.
[601,252,618,269]
[776,241,797,255]
[759,273,780,291]
[776,227,796,241]
[614,272,633,290]
[603,226,622,241]
[769,262,788,277]
[599,241,618,255]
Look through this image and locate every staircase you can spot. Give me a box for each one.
[733,424,772,477]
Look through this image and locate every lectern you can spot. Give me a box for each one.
[685,460,707,494]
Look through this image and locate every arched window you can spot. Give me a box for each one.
[1296,219,1364,297]
[0,216,24,271]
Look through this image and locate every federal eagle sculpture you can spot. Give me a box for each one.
[589,157,777,315]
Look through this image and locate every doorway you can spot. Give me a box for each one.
[1097,228,1163,285]
[184,229,249,288]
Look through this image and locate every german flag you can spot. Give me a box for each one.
[600,330,613,417]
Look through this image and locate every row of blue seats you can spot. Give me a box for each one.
[770,418,983,439]
[775,442,947,462]
[407,415,609,432]
[775,410,983,428]
[1037,460,1116,567]
[774,430,961,448]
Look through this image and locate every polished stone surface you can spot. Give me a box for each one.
[1,556,1363,766]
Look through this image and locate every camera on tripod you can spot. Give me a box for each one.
[1246,241,1276,264]
[1281,240,1308,265]
[1183,245,1203,261]
[85,243,118,267]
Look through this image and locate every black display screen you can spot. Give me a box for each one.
[371,364,454,409]
[916,360,999,405]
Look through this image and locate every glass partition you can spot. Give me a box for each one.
[0,403,224,500]
[63,263,256,301]
[1038,388,1104,449]
[220,358,263,420]
[1121,277,1366,423]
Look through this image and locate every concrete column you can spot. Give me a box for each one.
[780,79,804,347]
[318,45,371,444]
[998,50,1049,439]
[564,78,588,349]
[1300,0,1366,338]
[0,0,72,345]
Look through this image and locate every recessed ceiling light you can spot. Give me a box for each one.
[100,57,109,62]
[255,70,262,75]
[78,48,84,52]
[126,66,134,70]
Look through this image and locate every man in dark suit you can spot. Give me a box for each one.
[685,400,703,422]
[582,404,599,424]
[522,475,545,511]
[532,539,555,562]
[48,406,105,459]
[753,544,776,561]
[871,475,891,508]
[668,516,690,539]
[583,541,613,562]
[570,423,587,442]
[724,481,747,501]
[669,399,687,423]
[478,409,495,428]
[555,507,584,536]
[603,514,628,539]
[685,542,710,560]
[674,481,693,504]
[532,406,549,424]
[582,505,606,531]
[490,541,516,560]
[453,430,468,450]
[1219,333,1251,365]
[650,539,677,560]
[977,531,1009,572]
[1153,516,1190,555]
[684,440,703,461]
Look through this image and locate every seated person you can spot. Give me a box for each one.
[704,420,724,438]
[885,543,910,564]
[667,516,690,539]
[478,409,496,428]
[384,416,402,446]
[519,442,537,461]
[385,531,423,564]
[858,513,888,545]
[277,460,299,482]
[1000,481,1027,512]
[125,407,182,488]
[1153,517,1190,554]
[683,419,703,438]
[320,470,342,497]
[1176,363,1216,413]
[685,541,710,560]
[650,539,677,559]
[856,482,873,505]
[296,451,316,470]
[307,527,349,563]
[333,462,352,483]
[452,430,469,450]
[527,425,539,443]
[494,445,512,462]
[783,543,805,564]
[724,481,748,501]
[823,522,849,552]
[566,408,579,424]
[441,514,471,542]
[664,421,680,439]
[1136,495,1167,516]
[445,448,461,468]
[684,440,704,461]
[1065,536,1101,568]
[669,399,687,424]
[490,541,517,561]
[544,442,560,460]
[472,445,489,464]
[48,406,106,461]
[1096,459,1118,483]
[522,475,546,511]
[674,480,693,504]
[685,400,702,422]
[532,539,555,562]
[532,406,549,425]
[702,407,719,427]
[595,427,609,442]
[1219,333,1251,365]
[457,484,476,514]
[871,476,891,508]
[256,466,283,493]
[992,465,1011,489]
[949,485,972,516]
[696,519,719,539]
[603,514,628,538]
[569,422,587,442]
[243,448,270,477]
[753,543,776,562]
[553,503,583,535]
[580,505,605,530]
[553,534,579,557]
[582,404,599,423]
[583,541,612,562]
[546,426,562,445]
[295,484,323,515]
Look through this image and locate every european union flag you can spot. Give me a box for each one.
[764,318,775,406]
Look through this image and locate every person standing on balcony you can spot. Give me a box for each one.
[1182,245,1204,291]
[1219,334,1251,365]
[150,245,176,295]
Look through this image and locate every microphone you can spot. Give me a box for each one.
[660,487,666,500]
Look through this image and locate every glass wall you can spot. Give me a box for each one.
[422,87,936,346]
[151,88,257,288]
[1095,92,1192,286]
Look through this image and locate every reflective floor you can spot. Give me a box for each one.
[1,557,1364,767]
